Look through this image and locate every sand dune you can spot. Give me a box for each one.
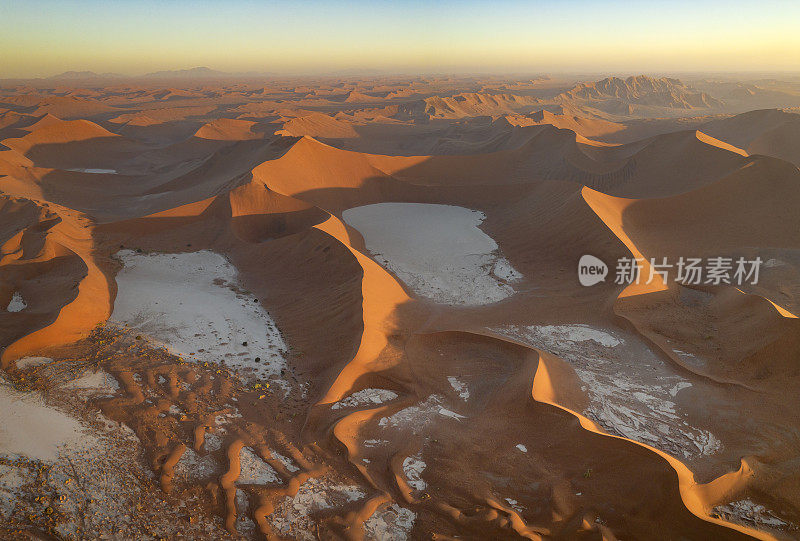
[248,124,749,200]
[700,109,800,165]
[193,118,266,141]
[0,93,120,118]
[0,75,799,540]
[276,111,360,139]
[505,108,626,139]
[747,120,800,166]
[1,118,143,170]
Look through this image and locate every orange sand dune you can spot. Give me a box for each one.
[108,105,219,126]
[344,91,385,103]
[700,109,799,147]
[747,119,800,167]
[1,118,143,169]
[0,111,61,139]
[0,93,120,118]
[251,126,751,200]
[530,351,771,540]
[583,156,800,390]
[0,198,109,365]
[21,112,64,132]
[193,118,265,141]
[276,111,360,139]
[699,109,800,166]
[505,108,627,139]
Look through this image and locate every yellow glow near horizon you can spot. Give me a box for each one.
[1,0,799,78]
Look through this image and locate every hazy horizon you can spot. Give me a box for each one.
[7,66,800,82]
[2,0,799,79]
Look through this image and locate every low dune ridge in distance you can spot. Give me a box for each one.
[1,72,799,540]
[699,109,800,166]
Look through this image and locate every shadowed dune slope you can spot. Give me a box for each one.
[701,109,800,166]
[251,128,751,201]
[1,118,144,169]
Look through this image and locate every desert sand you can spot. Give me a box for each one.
[0,72,799,540]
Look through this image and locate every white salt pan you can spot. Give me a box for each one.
[402,453,427,491]
[111,250,287,378]
[6,292,26,312]
[0,378,98,461]
[343,203,522,305]
[331,388,398,410]
[65,168,118,174]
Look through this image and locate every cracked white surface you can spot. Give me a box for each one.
[714,499,788,530]
[63,370,120,398]
[269,477,365,540]
[174,448,219,483]
[496,324,721,459]
[447,376,470,400]
[111,250,287,379]
[402,453,427,491]
[6,292,26,312]
[0,378,98,461]
[378,395,465,432]
[332,388,398,410]
[364,502,416,541]
[237,447,279,485]
[343,203,521,305]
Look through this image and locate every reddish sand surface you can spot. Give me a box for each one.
[1,73,799,540]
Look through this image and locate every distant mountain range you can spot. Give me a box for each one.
[48,67,244,80]
[557,75,723,109]
[49,71,123,80]
[142,66,230,79]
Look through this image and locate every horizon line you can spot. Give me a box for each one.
[5,66,800,82]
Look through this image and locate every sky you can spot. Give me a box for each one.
[1,0,799,78]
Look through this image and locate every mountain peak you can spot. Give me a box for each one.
[48,71,121,80]
[143,66,228,79]
[558,75,723,110]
